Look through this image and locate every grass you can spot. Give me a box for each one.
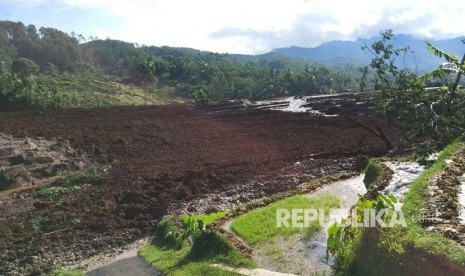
[49,268,84,276]
[231,194,340,245]
[56,76,178,107]
[139,216,254,276]
[36,168,103,198]
[180,211,228,226]
[139,243,242,276]
[264,243,282,257]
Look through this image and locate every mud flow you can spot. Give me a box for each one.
[0,96,401,275]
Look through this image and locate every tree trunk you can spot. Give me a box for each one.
[346,116,394,151]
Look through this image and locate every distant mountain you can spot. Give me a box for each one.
[271,34,465,72]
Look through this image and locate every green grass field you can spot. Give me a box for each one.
[180,211,229,227]
[231,194,340,245]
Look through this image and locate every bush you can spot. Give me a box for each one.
[154,216,184,249]
[0,167,19,191]
[363,160,384,189]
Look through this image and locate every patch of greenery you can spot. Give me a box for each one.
[264,244,281,256]
[154,216,184,249]
[188,232,249,265]
[140,217,254,275]
[30,215,50,231]
[180,211,228,226]
[55,168,103,186]
[231,194,339,245]
[36,168,103,198]
[0,167,18,190]
[36,185,81,198]
[139,243,241,276]
[49,268,84,276]
[363,160,384,189]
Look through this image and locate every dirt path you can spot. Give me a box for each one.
[86,251,160,276]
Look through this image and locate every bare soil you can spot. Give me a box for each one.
[0,101,400,275]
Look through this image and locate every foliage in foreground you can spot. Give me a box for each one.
[140,216,253,275]
[231,194,339,245]
[361,29,465,158]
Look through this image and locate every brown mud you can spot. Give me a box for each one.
[0,100,400,275]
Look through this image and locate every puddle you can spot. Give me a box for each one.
[308,175,366,209]
[383,162,425,201]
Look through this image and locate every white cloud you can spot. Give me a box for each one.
[4,0,465,54]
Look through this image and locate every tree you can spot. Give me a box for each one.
[361,30,465,158]
[139,57,158,104]
[10,58,39,105]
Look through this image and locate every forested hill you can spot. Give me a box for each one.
[0,20,365,108]
[273,34,465,72]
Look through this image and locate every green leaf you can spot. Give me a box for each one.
[425,42,458,64]
[388,194,398,204]
[327,222,339,236]
[417,69,447,83]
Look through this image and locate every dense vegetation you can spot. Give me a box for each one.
[361,30,465,157]
[0,20,361,109]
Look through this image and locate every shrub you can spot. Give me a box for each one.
[154,216,184,249]
[0,167,18,190]
[363,160,384,189]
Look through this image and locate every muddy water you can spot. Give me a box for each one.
[289,162,424,274]
[254,96,336,116]
[302,175,367,272]
[383,161,425,201]
[282,97,307,113]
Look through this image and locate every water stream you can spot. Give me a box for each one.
[300,161,424,273]
[458,174,465,224]
[382,161,425,201]
[303,175,366,272]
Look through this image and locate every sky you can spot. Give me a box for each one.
[0,0,464,54]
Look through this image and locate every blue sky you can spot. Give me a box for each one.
[0,0,464,54]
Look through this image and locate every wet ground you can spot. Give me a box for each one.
[240,162,425,275]
[248,175,366,275]
[0,95,402,275]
